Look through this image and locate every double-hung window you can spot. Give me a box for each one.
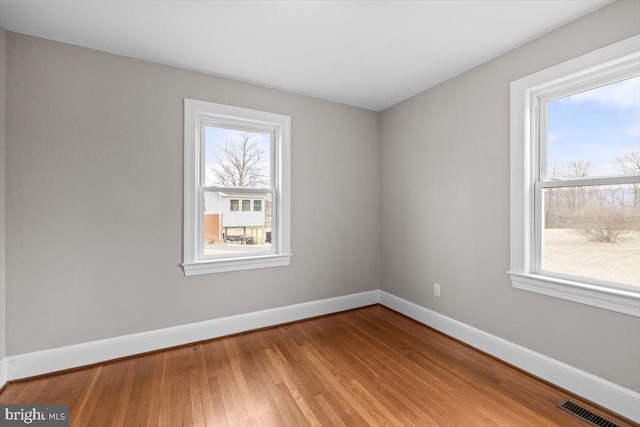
[510,36,640,316]
[183,99,291,275]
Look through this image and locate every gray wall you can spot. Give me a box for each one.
[0,25,6,360]
[5,33,380,355]
[380,0,640,392]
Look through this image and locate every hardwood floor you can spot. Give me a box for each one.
[0,305,634,426]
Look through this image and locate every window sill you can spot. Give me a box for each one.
[183,253,292,276]
[508,272,640,317]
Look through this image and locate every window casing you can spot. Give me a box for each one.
[183,99,291,275]
[509,35,640,316]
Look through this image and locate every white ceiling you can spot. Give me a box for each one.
[0,1,611,111]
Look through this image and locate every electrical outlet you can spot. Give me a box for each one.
[434,283,441,297]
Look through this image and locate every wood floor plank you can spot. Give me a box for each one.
[264,346,322,426]
[143,352,166,426]
[72,365,103,427]
[223,337,264,425]
[125,353,155,427]
[109,360,135,427]
[313,394,347,427]
[250,335,306,426]
[0,305,634,427]
[213,338,249,426]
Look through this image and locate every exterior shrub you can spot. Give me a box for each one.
[572,206,639,243]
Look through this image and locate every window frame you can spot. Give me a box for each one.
[183,99,291,276]
[509,35,640,317]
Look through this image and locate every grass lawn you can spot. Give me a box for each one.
[543,228,639,286]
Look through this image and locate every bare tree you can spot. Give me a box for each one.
[561,160,593,179]
[613,149,640,207]
[612,149,640,175]
[561,161,593,211]
[211,135,268,187]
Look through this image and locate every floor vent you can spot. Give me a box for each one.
[557,399,620,427]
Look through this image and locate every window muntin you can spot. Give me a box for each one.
[183,99,291,275]
[509,35,640,316]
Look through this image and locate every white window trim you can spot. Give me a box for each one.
[182,99,291,276]
[509,35,640,317]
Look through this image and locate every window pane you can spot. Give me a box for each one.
[543,184,640,286]
[547,76,640,179]
[204,126,271,188]
[230,199,239,211]
[203,191,273,256]
[254,200,262,211]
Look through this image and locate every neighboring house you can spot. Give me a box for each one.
[204,192,268,244]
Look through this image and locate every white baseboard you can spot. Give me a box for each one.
[2,290,380,383]
[0,358,7,389]
[379,290,640,423]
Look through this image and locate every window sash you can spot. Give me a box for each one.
[198,187,277,261]
[532,180,639,293]
[537,73,640,183]
[199,122,276,190]
[537,176,640,188]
